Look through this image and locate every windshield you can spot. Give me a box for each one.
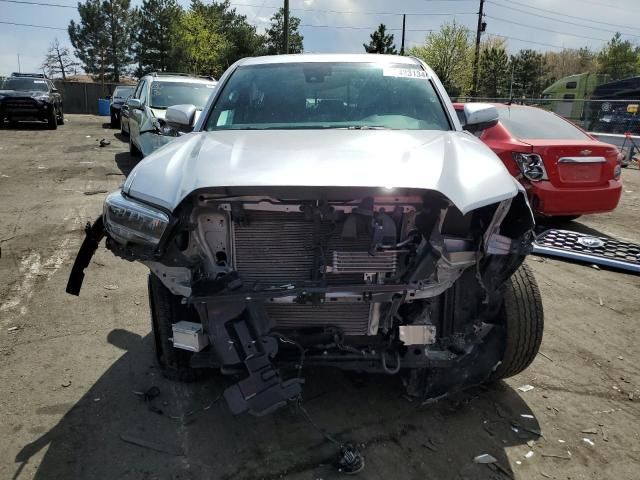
[205,62,451,131]
[150,81,216,109]
[498,106,590,140]
[113,86,134,98]
[3,78,49,92]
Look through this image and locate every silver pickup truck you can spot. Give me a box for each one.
[67,54,543,417]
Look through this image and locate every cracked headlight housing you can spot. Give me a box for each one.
[512,153,548,181]
[104,191,170,246]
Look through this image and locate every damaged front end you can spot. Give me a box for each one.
[68,186,534,416]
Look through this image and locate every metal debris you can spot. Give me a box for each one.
[473,453,497,464]
[120,433,184,456]
[583,438,595,446]
[581,428,599,434]
[518,384,535,393]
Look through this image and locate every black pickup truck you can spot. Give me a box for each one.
[0,73,63,129]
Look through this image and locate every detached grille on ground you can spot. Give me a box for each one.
[533,229,640,273]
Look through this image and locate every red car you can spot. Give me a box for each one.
[454,103,622,219]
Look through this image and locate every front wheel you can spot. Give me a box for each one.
[47,107,58,130]
[129,134,141,157]
[57,108,64,125]
[148,274,204,382]
[492,264,544,380]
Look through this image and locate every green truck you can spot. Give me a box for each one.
[541,73,610,126]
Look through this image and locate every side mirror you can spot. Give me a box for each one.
[166,104,197,130]
[127,98,143,110]
[462,103,499,133]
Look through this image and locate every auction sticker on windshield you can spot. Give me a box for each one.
[383,67,428,79]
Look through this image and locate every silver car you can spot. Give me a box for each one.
[123,73,217,157]
[68,54,543,418]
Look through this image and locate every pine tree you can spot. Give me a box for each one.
[68,0,135,83]
[265,7,303,54]
[477,46,510,98]
[133,0,182,76]
[363,24,397,54]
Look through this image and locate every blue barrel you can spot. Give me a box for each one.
[98,98,110,116]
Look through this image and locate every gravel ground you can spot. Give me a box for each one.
[0,115,639,480]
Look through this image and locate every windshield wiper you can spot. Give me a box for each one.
[343,125,391,130]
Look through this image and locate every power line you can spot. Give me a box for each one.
[492,0,640,31]
[0,0,74,7]
[0,20,66,30]
[229,1,475,17]
[487,0,640,37]
[486,14,610,42]
[490,33,566,50]
[299,23,434,32]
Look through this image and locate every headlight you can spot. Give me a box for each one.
[103,191,170,246]
[512,153,548,181]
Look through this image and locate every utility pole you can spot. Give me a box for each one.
[283,0,290,54]
[17,53,21,73]
[400,14,406,55]
[471,0,485,97]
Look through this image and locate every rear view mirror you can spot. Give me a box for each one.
[127,98,143,110]
[462,103,499,133]
[166,104,197,130]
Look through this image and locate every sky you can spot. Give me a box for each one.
[1,0,640,76]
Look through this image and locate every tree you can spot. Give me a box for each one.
[543,47,597,85]
[133,0,183,76]
[265,7,303,54]
[197,0,266,69]
[511,49,546,98]
[597,32,639,80]
[41,38,79,80]
[363,24,397,54]
[175,3,229,77]
[408,22,473,96]
[477,46,510,98]
[69,0,135,84]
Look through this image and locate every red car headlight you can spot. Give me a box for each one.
[512,153,548,181]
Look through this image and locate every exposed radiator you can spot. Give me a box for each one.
[233,211,389,284]
[266,303,371,335]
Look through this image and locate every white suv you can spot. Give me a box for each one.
[123,73,217,157]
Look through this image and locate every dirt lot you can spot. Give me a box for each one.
[0,115,639,480]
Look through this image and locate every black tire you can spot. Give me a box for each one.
[129,134,141,157]
[47,107,58,130]
[148,274,204,382]
[57,108,64,125]
[110,112,118,128]
[492,264,544,380]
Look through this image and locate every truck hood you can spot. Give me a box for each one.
[124,129,519,214]
[0,90,48,98]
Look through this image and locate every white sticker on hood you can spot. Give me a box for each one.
[34,80,47,83]
[383,68,428,79]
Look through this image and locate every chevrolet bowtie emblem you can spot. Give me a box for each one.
[580,149,592,155]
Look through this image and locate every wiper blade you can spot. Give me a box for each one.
[344,125,391,130]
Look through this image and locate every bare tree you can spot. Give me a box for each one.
[41,38,79,80]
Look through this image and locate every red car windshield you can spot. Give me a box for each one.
[497,107,590,140]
